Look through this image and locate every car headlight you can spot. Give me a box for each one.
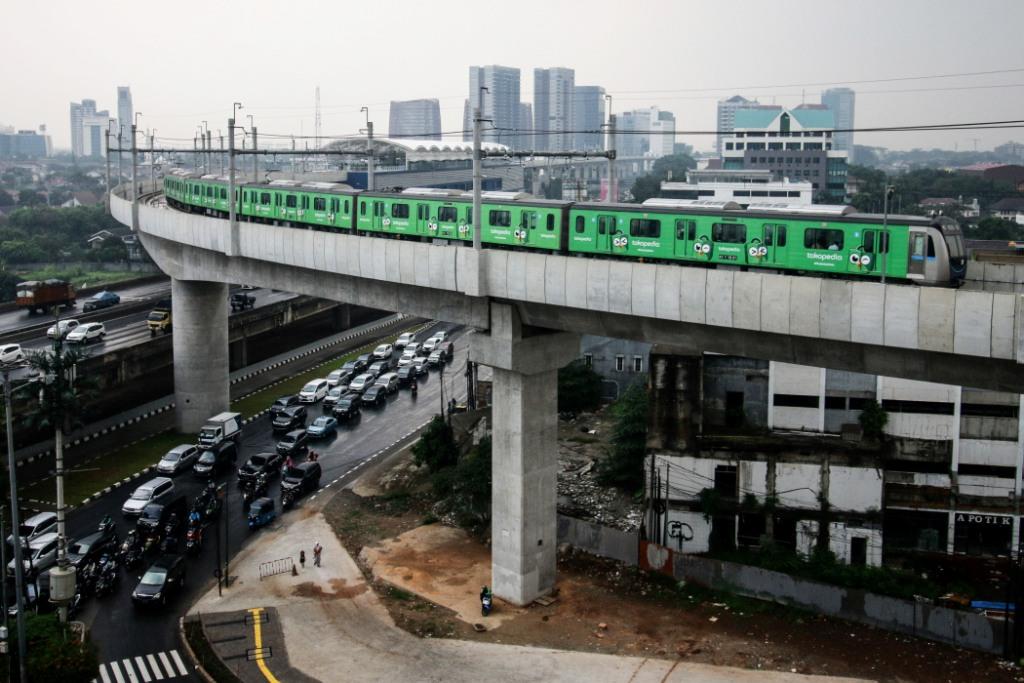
[152,591,161,600]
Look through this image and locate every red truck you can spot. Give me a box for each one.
[15,279,76,314]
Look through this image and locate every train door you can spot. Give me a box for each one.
[856,228,880,275]
[907,230,926,279]
[416,204,430,235]
[372,201,385,230]
[519,210,537,247]
[596,214,616,253]
[760,223,788,266]
[674,219,695,259]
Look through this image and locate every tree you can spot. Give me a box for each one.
[628,153,696,203]
[858,400,889,443]
[597,383,649,491]
[557,360,603,414]
[412,415,458,474]
[13,612,99,682]
[971,216,1024,241]
[0,189,14,206]
[17,189,46,206]
[431,437,492,530]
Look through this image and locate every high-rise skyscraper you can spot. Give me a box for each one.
[533,67,575,152]
[517,102,533,151]
[467,65,521,147]
[716,95,757,155]
[117,86,133,144]
[821,87,855,158]
[616,106,674,158]
[70,99,110,158]
[573,85,606,152]
[388,99,442,139]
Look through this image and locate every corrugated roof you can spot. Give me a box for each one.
[790,107,835,130]
[734,106,835,131]
[733,107,782,129]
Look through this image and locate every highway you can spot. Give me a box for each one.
[64,324,467,681]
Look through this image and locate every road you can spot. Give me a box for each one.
[0,287,298,382]
[66,323,468,682]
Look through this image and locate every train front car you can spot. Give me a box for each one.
[935,216,967,286]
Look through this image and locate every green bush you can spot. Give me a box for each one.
[858,399,888,442]
[11,613,100,682]
[557,360,603,414]
[430,436,492,532]
[597,383,649,491]
[412,415,457,473]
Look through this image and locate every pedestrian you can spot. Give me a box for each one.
[299,549,306,569]
[313,542,323,567]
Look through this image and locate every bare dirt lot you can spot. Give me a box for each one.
[323,486,1023,683]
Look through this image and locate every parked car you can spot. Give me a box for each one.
[136,496,188,537]
[323,386,346,409]
[281,462,322,498]
[7,511,57,546]
[65,322,106,344]
[397,350,417,368]
[326,368,349,387]
[269,395,300,420]
[276,429,309,458]
[193,440,238,478]
[157,444,200,476]
[122,477,175,516]
[272,405,307,432]
[132,554,186,608]
[367,360,389,378]
[347,373,375,394]
[361,384,388,407]
[8,533,58,577]
[340,359,363,374]
[0,344,24,365]
[46,319,80,340]
[373,343,394,360]
[394,332,414,349]
[238,452,283,484]
[298,379,329,403]
[421,337,439,353]
[306,416,337,439]
[82,291,120,312]
[67,528,118,568]
[331,395,361,421]
[376,372,400,395]
[427,349,446,367]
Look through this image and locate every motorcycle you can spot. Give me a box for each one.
[410,380,418,398]
[281,486,298,511]
[98,515,117,541]
[118,530,143,569]
[185,518,204,555]
[142,529,161,556]
[93,555,119,597]
[242,473,269,506]
[481,589,493,617]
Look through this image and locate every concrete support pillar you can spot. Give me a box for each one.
[332,303,351,331]
[172,279,229,433]
[470,303,579,606]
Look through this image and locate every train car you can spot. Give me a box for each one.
[239,180,356,231]
[568,199,965,286]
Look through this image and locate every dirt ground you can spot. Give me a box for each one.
[323,485,1023,683]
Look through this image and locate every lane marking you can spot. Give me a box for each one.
[99,664,113,683]
[157,652,173,679]
[169,650,188,676]
[110,661,126,683]
[121,658,140,683]
[134,656,152,682]
[248,607,281,683]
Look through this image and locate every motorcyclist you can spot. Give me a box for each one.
[189,509,202,526]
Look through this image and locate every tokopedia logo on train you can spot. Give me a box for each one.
[806,252,844,261]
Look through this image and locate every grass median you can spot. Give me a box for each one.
[23,322,428,508]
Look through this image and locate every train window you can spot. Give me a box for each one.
[763,224,786,246]
[629,219,660,238]
[222,188,227,199]
[392,203,409,218]
[302,196,309,209]
[417,204,427,220]
[360,202,366,215]
[546,214,555,231]
[598,216,614,235]
[777,226,787,247]
[489,210,511,227]
[576,216,585,233]
[438,206,458,222]
[275,194,281,206]
[803,228,843,250]
[927,236,936,258]
[286,195,297,208]
[712,223,747,243]
[521,211,538,230]
[206,186,213,197]
[466,208,472,225]
[260,192,271,205]
[764,225,774,246]
[344,200,349,213]
[864,232,874,252]
[314,197,326,211]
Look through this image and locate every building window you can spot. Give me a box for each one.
[583,353,593,368]
[735,143,744,150]
[725,142,734,150]
[615,355,624,372]
[632,356,643,372]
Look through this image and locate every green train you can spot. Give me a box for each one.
[163,170,967,286]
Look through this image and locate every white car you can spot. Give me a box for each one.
[373,343,394,360]
[431,331,448,343]
[326,368,347,387]
[299,379,329,403]
[0,344,25,365]
[65,322,106,344]
[347,373,375,393]
[394,333,415,349]
[421,337,439,353]
[397,350,417,368]
[46,319,80,340]
[121,476,174,516]
[404,342,420,356]
[6,511,57,547]
[8,532,59,576]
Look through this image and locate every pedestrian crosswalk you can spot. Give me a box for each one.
[93,649,190,683]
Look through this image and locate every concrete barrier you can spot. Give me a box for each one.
[556,515,638,567]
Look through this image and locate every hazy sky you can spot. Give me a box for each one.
[4,0,1023,153]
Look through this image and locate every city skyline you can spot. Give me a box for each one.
[3,0,1023,153]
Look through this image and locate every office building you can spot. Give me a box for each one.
[70,99,111,158]
[821,87,855,158]
[648,109,676,158]
[117,86,133,145]
[573,85,606,152]
[466,65,521,147]
[659,168,812,206]
[719,104,848,200]
[388,99,442,140]
[616,106,675,158]
[517,102,533,151]
[533,67,575,152]
[716,95,757,155]
[0,127,51,158]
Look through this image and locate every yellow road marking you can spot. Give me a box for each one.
[248,608,281,683]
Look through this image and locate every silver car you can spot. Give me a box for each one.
[157,445,200,475]
[347,373,375,393]
[6,511,57,547]
[8,532,58,576]
[122,476,175,516]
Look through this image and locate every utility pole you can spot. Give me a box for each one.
[229,117,237,240]
[881,183,893,284]
[131,122,139,231]
[150,131,156,188]
[219,133,224,175]
[206,130,212,176]
[361,107,374,191]
[48,338,75,625]
[472,86,488,250]
[117,130,124,192]
[2,368,28,683]
[104,126,112,214]
[605,94,615,203]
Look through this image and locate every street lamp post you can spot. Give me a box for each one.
[2,366,28,683]
[44,338,77,624]
[361,107,374,191]
[605,94,615,203]
[881,183,894,284]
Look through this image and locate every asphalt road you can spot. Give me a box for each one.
[60,323,467,681]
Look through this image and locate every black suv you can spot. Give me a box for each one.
[272,405,307,432]
[356,353,373,369]
[276,430,309,458]
[362,384,388,407]
[281,462,322,497]
[230,292,255,311]
[332,395,361,421]
[136,496,188,537]
[269,395,301,420]
[132,554,186,608]
[238,452,283,484]
[193,440,238,478]
[67,528,118,568]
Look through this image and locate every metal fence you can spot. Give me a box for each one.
[258,557,294,580]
